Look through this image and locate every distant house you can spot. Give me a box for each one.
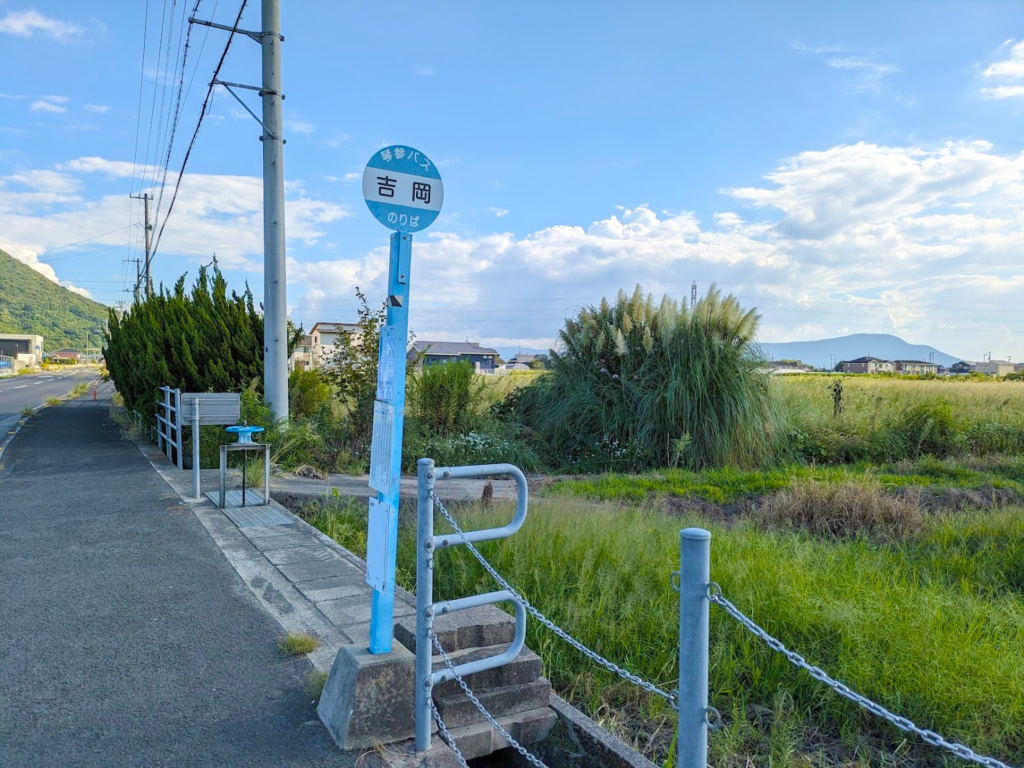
[507,353,537,367]
[310,322,359,369]
[408,341,500,372]
[49,349,82,363]
[950,361,974,375]
[289,334,314,371]
[893,360,940,375]
[838,356,895,374]
[975,360,1016,377]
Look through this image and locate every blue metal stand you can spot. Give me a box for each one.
[368,231,413,654]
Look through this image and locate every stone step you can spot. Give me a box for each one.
[447,706,558,763]
[433,677,552,729]
[430,645,544,696]
[394,604,516,654]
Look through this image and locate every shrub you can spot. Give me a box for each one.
[403,420,541,471]
[408,360,483,436]
[288,368,331,420]
[516,284,786,471]
[891,400,963,459]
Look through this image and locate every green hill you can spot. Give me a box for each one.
[0,247,110,350]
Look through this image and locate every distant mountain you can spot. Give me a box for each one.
[760,333,962,370]
[0,247,109,350]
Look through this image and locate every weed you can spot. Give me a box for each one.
[44,395,63,407]
[304,669,329,700]
[20,406,34,417]
[279,632,319,655]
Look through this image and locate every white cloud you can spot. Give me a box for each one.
[794,43,897,92]
[415,65,435,76]
[0,158,351,280]
[286,140,1024,360]
[61,281,92,298]
[0,9,82,41]
[983,40,1024,79]
[982,85,1024,99]
[489,207,509,217]
[83,104,109,113]
[30,100,66,113]
[285,116,316,134]
[42,95,70,104]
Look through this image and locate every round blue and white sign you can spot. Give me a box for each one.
[362,145,444,232]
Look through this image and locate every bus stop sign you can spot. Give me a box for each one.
[362,145,444,232]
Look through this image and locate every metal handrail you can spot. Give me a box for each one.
[431,463,528,548]
[156,386,183,470]
[414,459,530,753]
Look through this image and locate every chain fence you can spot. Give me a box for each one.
[708,584,1015,768]
[430,490,677,708]
[429,630,549,768]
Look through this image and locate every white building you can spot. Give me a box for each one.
[309,322,360,369]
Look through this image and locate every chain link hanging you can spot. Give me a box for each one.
[708,584,1015,768]
[430,489,678,709]
[427,697,471,768]
[431,631,549,768]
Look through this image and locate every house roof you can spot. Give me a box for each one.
[894,360,936,365]
[842,356,888,364]
[510,353,537,362]
[409,340,500,357]
[311,322,358,334]
[50,349,80,358]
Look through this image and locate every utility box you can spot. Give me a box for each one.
[179,393,241,425]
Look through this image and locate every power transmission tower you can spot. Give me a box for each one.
[191,0,289,421]
[131,192,153,298]
[690,281,697,309]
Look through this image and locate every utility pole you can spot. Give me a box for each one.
[131,192,153,298]
[261,0,288,422]
[190,1,289,420]
[690,281,697,309]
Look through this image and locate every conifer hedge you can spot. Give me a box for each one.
[103,267,265,416]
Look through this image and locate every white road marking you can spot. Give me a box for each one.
[12,385,26,389]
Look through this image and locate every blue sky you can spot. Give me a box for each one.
[2,1,1024,361]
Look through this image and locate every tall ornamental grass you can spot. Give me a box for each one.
[516,284,786,470]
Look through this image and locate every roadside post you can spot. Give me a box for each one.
[362,145,444,654]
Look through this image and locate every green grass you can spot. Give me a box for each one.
[279,631,319,655]
[305,669,329,700]
[299,496,1024,766]
[549,456,1024,504]
[44,395,63,407]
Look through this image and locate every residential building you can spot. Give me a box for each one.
[838,356,895,374]
[950,361,974,375]
[310,322,360,369]
[49,349,82,363]
[408,341,501,372]
[289,334,314,371]
[893,360,940,375]
[975,359,1015,377]
[0,333,43,367]
[507,353,537,367]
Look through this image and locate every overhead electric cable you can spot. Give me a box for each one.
[151,0,248,260]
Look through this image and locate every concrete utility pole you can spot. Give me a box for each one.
[190,1,289,420]
[261,0,288,422]
[131,193,153,299]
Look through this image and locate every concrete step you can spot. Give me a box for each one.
[433,677,552,729]
[430,645,544,697]
[447,706,558,762]
[394,604,516,654]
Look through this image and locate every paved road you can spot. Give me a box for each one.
[0,386,356,767]
[0,369,99,430]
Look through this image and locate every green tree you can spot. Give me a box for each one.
[103,267,264,415]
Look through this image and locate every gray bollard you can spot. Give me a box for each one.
[678,528,711,768]
[414,458,436,752]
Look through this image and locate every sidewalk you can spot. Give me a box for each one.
[0,385,357,767]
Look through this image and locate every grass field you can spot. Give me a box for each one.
[779,376,1024,463]
[300,494,1024,767]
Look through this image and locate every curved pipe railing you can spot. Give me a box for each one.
[414,458,530,752]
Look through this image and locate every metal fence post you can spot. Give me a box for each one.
[174,388,183,470]
[414,458,436,752]
[192,396,201,499]
[678,528,711,768]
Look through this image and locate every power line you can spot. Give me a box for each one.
[151,0,248,261]
[140,0,171,196]
[31,225,136,259]
[38,243,131,264]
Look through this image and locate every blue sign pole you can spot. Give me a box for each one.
[362,145,443,655]
[368,231,412,654]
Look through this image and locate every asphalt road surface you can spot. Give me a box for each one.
[0,369,99,430]
[0,386,356,767]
